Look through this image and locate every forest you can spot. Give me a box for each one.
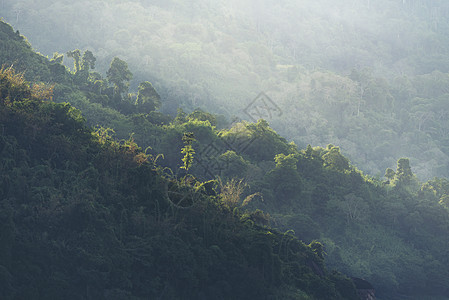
[3,0,449,179]
[0,20,360,300]
[2,0,449,299]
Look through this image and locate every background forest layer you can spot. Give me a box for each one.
[3,0,449,179]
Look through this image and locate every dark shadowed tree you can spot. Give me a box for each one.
[322,145,350,172]
[66,49,81,73]
[396,158,413,184]
[107,57,133,97]
[385,168,396,182]
[81,50,96,71]
[135,81,161,113]
[50,52,64,64]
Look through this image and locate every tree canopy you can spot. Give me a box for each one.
[2,14,449,299]
[107,56,133,97]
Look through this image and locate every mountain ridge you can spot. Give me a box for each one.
[3,18,449,299]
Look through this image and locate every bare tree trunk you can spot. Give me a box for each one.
[15,9,21,23]
[357,86,364,116]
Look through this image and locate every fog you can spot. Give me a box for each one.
[2,0,449,178]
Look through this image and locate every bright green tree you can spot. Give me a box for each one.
[181,132,195,172]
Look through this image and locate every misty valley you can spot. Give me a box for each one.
[2,0,449,299]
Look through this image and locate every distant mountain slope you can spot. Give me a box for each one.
[4,0,449,179]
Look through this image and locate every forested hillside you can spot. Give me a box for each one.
[3,0,449,179]
[3,18,449,299]
[0,45,361,299]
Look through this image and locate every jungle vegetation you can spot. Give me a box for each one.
[3,0,449,179]
[2,2,449,298]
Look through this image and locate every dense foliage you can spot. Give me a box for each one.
[0,63,358,299]
[3,0,449,179]
[3,10,449,299]
[177,117,449,299]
